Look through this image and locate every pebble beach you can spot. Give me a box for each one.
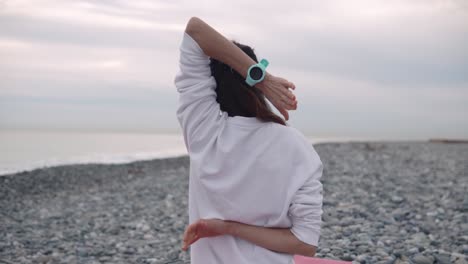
[0,142,467,264]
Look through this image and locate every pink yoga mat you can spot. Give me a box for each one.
[294,255,352,264]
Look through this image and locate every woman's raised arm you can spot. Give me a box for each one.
[185,17,297,120]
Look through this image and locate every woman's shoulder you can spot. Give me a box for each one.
[268,122,309,144]
[268,122,321,159]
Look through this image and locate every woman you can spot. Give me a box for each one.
[174,17,323,264]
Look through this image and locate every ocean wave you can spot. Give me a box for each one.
[0,150,188,176]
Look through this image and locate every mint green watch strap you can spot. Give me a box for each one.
[245,58,269,87]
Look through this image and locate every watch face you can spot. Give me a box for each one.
[250,66,263,80]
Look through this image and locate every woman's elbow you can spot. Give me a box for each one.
[305,246,317,257]
[297,243,317,257]
[185,16,203,35]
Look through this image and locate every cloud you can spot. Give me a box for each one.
[0,35,178,96]
[0,0,467,138]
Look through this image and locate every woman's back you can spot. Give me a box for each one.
[188,116,322,264]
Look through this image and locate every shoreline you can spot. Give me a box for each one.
[0,140,448,177]
[0,153,189,178]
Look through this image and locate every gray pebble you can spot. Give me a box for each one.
[411,254,434,264]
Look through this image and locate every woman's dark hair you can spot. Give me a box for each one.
[209,41,286,126]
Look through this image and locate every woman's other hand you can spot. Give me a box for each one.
[181,218,228,251]
[256,73,297,121]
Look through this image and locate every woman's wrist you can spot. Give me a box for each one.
[223,220,239,237]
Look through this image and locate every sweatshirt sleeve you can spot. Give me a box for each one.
[174,32,224,152]
[288,144,324,247]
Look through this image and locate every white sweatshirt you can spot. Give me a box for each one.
[174,31,324,264]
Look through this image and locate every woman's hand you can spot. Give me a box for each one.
[256,72,297,121]
[181,218,228,251]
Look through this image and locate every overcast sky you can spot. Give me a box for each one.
[0,0,467,139]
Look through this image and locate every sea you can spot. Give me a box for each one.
[0,129,349,176]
